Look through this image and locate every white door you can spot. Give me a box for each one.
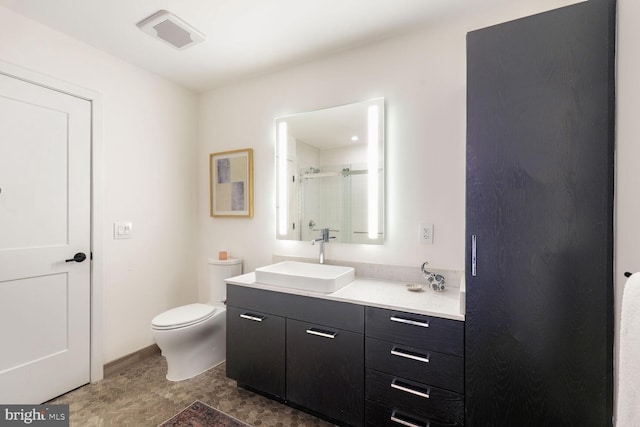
[0,72,91,403]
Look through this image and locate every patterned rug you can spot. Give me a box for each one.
[158,401,251,427]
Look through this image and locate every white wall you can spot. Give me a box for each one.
[197,0,581,286]
[0,7,199,363]
[615,0,640,413]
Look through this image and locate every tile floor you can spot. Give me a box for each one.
[47,354,333,427]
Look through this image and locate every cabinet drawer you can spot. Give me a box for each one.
[366,337,463,394]
[366,369,463,426]
[227,284,364,333]
[285,293,364,333]
[366,307,463,356]
[365,399,460,427]
[226,306,286,399]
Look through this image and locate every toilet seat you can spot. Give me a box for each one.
[151,303,218,330]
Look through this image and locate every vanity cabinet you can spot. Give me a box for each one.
[227,284,464,426]
[365,307,464,426]
[226,284,364,426]
[287,319,364,425]
[225,306,286,399]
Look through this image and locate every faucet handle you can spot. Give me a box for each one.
[312,228,335,244]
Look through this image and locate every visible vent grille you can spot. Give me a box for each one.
[137,10,205,50]
[153,19,193,49]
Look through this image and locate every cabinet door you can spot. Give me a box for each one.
[287,319,364,426]
[466,1,615,426]
[226,306,285,399]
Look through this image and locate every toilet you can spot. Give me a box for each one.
[151,258,242,381]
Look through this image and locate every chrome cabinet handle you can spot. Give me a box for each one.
[390,410,427,427]
[239,313,264,322]
[472,234,477,277]
[305,328,337,339]
[390,316,430,328]
[391,379,430,399]
[390,347,430,363]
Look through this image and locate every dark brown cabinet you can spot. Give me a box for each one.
[227,284,464,426]
[287,319,364,426]
[364,307,464,426]
[465,1,615,425]
[226,306,285,399]
[226,284,365,426]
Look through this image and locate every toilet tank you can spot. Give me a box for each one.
[208,258,242,305]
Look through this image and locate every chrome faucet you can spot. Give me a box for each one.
[312,228,335,264]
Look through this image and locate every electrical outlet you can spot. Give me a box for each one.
[420,223,434,245]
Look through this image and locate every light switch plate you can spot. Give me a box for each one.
[114,221,133,239]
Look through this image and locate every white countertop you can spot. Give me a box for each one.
[226,272,465,321]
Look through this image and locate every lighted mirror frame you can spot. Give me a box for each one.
[275,98,385,244]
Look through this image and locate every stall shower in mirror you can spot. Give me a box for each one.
[276,98,384,244]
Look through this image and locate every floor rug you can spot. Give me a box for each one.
[158,401,251,427]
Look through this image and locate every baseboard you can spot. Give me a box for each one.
[103,344,161,378]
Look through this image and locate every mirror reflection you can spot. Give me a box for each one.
[276,98,384,244]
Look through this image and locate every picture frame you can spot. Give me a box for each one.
[210,148,253,218]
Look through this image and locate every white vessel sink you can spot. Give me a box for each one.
[254,261,355,293]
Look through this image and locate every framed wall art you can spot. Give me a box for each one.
[210,148,253,218]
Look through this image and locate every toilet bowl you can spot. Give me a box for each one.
[151,258,242,381]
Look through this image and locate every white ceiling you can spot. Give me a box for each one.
[0,0,512,92]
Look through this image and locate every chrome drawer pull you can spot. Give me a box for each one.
[391,347,430,363]
[390,316,430,328]
[239,313,264,322]
[391,379,430,399]
[306,328,337,339]
[390,410,427,427]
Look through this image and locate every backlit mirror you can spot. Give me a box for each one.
[276,98,384,244]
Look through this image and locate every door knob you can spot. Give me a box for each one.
[65,252,87,263]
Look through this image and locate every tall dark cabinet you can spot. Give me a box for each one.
[465,1,615,426]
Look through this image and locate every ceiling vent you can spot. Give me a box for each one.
[137,10,205,50]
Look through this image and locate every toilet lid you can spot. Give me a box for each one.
[151,303,216,329]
